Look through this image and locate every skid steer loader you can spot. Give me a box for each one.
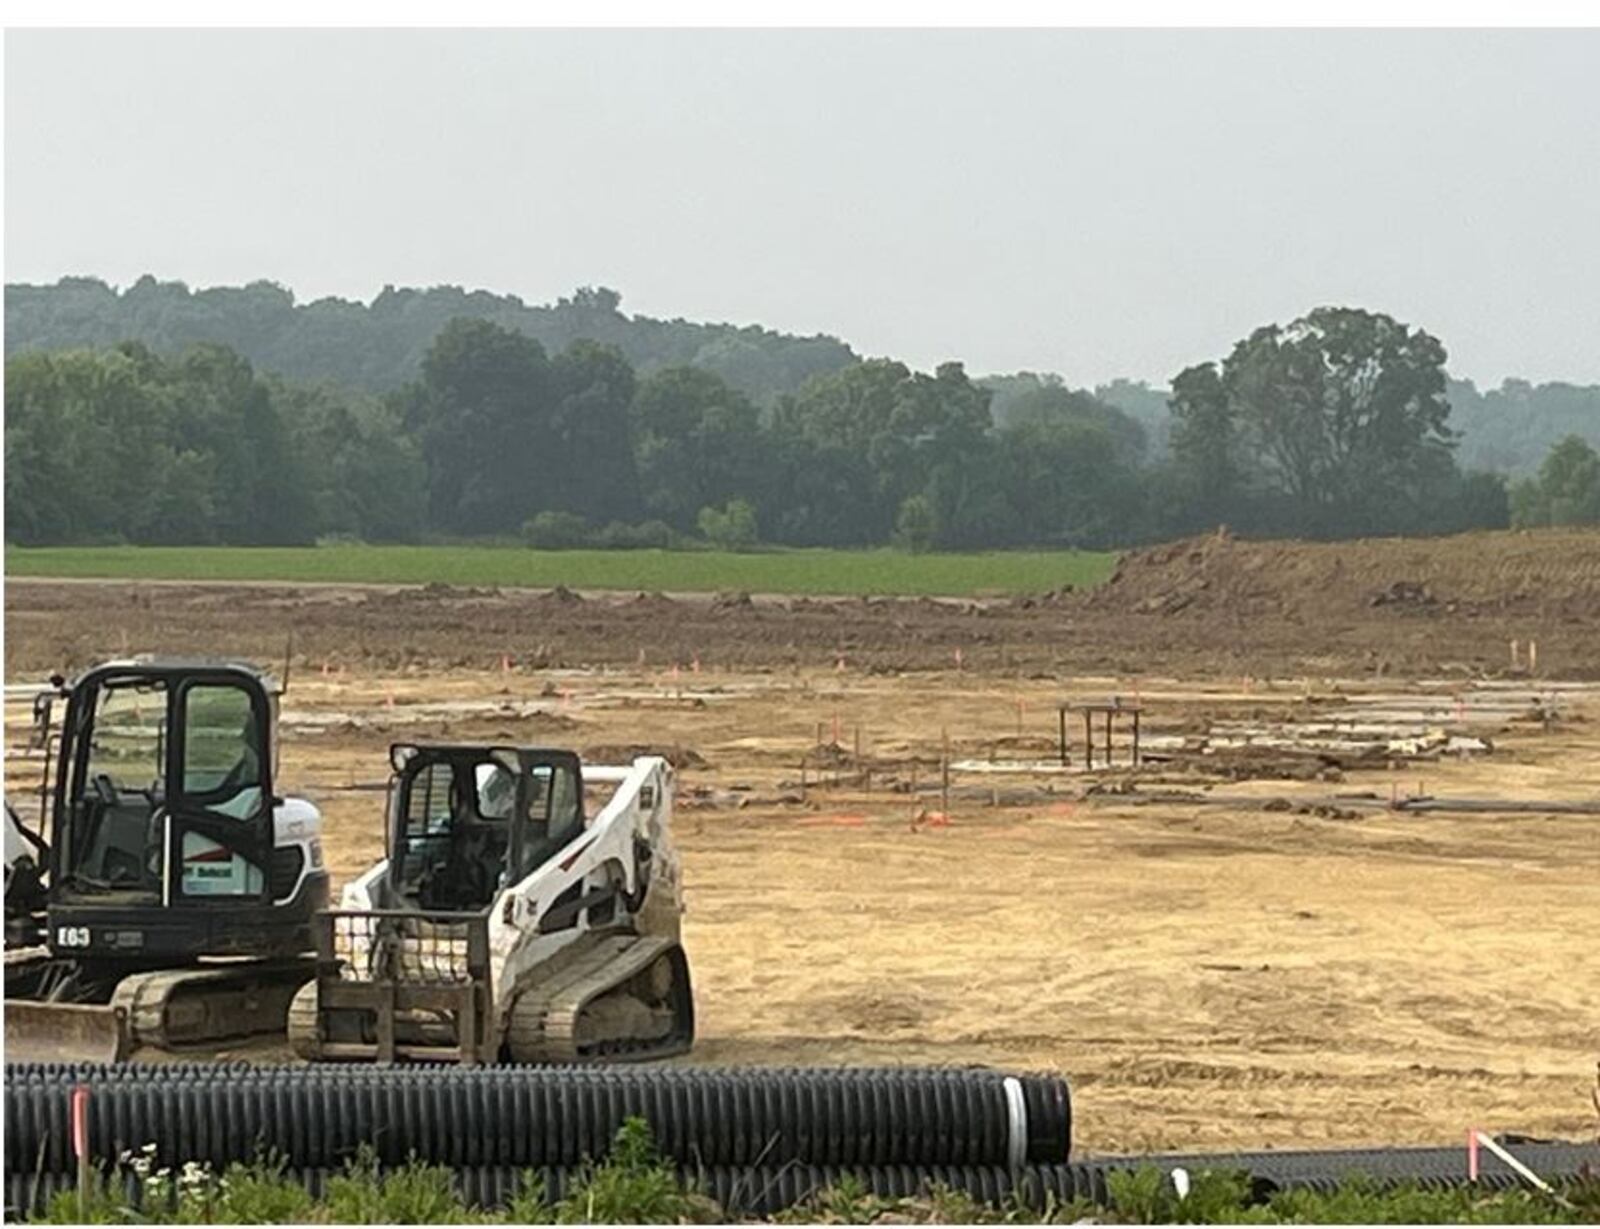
[4,658,329,1062]
[287,743,694,1064]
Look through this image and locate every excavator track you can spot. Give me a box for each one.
[506,931,693,1064]
[111,958,318,1050]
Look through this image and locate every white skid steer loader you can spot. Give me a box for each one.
[288,744,693,1064]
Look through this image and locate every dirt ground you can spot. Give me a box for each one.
[5,534,1599,1155]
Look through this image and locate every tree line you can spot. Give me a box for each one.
[9,276,1597,477]
[5,306,1597,551]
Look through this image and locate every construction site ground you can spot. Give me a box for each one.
[5,530,1598,1155]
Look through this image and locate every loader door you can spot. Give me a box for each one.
[391,750,516,912]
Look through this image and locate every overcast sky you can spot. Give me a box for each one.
[5,28,1597,387]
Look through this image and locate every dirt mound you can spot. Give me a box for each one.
[583,743,709,770]
[1085,528,1600,622]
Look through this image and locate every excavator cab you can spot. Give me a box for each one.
[5,658,327,1061]
[47,661,298,953]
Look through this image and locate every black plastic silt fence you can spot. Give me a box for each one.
[1092,1140,1600,1197]
[4,1063,1070,1175]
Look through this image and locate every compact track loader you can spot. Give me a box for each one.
[288,743,693,1064]
[4,658,329,1062]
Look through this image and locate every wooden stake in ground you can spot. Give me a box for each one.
[941,727,950,819]
[72,1085,90,1219]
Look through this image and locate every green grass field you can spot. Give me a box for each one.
[4,545,1116,598]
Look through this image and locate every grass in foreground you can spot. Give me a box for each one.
[3,544,1115,598]
[29,1120,1600,1224]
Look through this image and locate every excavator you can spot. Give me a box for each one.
[288,743,694,1064]
[4,658,329,1062]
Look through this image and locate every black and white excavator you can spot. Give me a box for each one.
[4,658,329,1062]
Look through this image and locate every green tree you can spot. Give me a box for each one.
[548,340,642,524]
[1168,360,1243,530]
[403,317,554,535]
[892,493,937,552]
[631,366,766,531]
[997,417,1140,547]
[1511,435,1600,527]
[697,498,759,549]
[1168,307,1460,537]
[1226,307,1453,519]
[774,358,993,541]
[274,380,426,542]
[4,342,316,546]
[996,379,1146,465]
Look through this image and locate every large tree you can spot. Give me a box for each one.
[403,317,555,535]
[1511,435,1600,527]
[631,366,766,531]
[1170,307,1456,535]
[773,358,993,540]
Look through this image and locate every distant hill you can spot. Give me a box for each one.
[1446,377,1600,476]
[2,277,858,404]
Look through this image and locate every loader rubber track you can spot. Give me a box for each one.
[285,978,322,1060]
[111,958,317,1050]
[506,931,693,1063]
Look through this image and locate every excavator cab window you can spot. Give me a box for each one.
[62,680,168,900]
[173,682,269,897]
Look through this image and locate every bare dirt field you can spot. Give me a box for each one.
[6,530,1599,1155]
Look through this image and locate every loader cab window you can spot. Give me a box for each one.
[474,762,516,820]
[393,756,512,912]
[391,752,584,911]
[519,761,583,875]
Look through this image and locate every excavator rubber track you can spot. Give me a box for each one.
[506,931,693,1064]
[111,957,319,1050]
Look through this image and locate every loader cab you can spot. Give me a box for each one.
[386,744,584,912]
[46,660,285,951]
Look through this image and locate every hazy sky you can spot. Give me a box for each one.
[6,28,1597,387]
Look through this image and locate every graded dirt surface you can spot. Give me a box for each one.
[6,529,1599,1156]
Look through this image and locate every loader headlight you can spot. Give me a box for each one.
[309,839,324,869]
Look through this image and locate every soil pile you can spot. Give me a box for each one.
[1082,528,1600,623]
